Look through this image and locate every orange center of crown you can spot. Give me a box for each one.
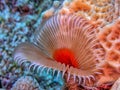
[53,48,79,68]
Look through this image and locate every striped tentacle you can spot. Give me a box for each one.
[13,43,67,77]
[13,14,104,86]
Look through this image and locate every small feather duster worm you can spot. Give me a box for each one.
[13,14,105,87]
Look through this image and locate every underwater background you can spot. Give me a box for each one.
[0,0,120,90]
[0,0,65,90]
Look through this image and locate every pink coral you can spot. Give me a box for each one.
[97,19,120,86]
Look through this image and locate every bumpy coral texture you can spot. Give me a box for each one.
[98,19,120,68]
[97,19,120,85]
[59,0,91,14]
[58,0,119,27]
[11,76,41,90]
[96,61,120,86]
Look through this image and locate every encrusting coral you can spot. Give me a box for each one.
[98,19,120,66]
[41,0,62,19]
[0,0,65,89]
[11,76,41,90]
[59,0,91,14]
[96,61,120,86]
[36,68,64,90]
[0,59,24,89]
[54,0,119,27]
[96,18,120,86]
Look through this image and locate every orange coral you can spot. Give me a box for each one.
[106,50,120,61]
[98,19,120,53]
[69,0,91,12]
[96,61,120,86]
[97,19,120,85]
[56,0,119,28]
[59,0,91,15]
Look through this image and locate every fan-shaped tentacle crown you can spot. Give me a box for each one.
[13,14,104,86]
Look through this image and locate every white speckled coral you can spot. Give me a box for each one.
[13,14,104,87]
[11,76,41,90]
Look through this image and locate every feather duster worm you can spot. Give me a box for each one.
[13,14,105,86]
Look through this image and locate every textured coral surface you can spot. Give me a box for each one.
[98,19,120,66]
[11,76,41,90]
[0,0,64,89]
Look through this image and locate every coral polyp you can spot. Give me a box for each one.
[13,14,105,87]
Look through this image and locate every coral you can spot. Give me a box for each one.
[96,61,120,86]
[0,0,65,89]
[111,78,120,90]
[11,76,41,90]
[42,7,55,19]
[96,18,120,86]
[41,0,62,19]
[36,67,64,90]
[59,0,91,14]
[13,14,104,88]
[0,60,24,89]
[98,19,120,69]
[55,0,119,27]
[0,0,55,61]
